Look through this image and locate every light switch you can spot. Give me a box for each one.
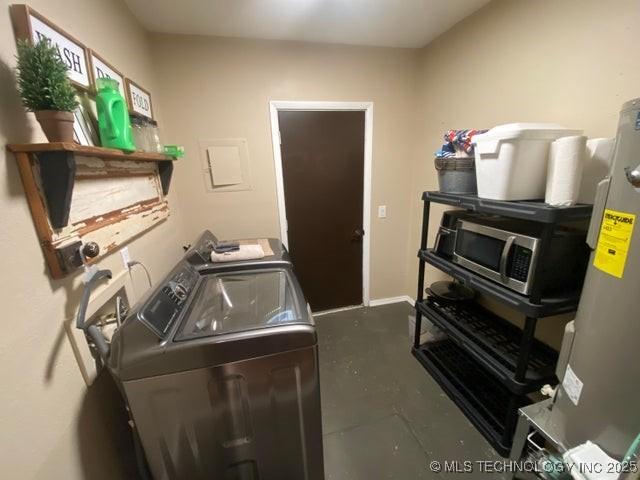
[378,205,387,218]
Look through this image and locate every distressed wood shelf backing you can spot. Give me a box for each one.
[7,142,177,278]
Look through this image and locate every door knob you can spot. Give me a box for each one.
[81,242,100,259]
[351,228,364,241]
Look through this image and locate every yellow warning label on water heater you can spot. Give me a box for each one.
[594,209,636,278]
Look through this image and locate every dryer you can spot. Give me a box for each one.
[183,230,291,270]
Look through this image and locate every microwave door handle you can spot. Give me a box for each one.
[500,236,516,281]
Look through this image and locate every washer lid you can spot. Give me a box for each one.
[175,268,309,341]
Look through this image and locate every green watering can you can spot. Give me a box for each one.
[96,78,136,152]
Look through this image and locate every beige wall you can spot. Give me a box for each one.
[408,0,640,345]
[150,35,420,301]
[0,0,186,478]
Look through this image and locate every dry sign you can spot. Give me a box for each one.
[10,4,91,89]
[89,50,126,98]
[125,79,154,120]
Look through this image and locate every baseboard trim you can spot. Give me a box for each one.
[313,304,363,317]
[312,296,415,316]
[369,295,415,307]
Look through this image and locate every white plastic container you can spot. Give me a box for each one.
[473,123,582,200]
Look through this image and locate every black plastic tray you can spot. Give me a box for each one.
[422,191,593,223]
[420,249,581,317]
[417,298,558,394]
[413,339,528,456]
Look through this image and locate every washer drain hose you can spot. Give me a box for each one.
[76,269,113,361]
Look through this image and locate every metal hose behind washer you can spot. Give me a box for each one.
[76,269,113,362]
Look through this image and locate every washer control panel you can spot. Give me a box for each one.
[139,265,199,338]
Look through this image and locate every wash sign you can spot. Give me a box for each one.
[29,14,90,88]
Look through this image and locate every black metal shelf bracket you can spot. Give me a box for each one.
[158,160,174,195]
[36,151,76,229]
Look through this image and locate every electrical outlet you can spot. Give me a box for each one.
[378,205,387,218]
[120,247,131,269]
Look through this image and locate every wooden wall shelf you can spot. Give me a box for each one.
[7,143,177,278]
[8,142,175,161]
[8,143,175,227]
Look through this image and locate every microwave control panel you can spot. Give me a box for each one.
[508,246,532,282]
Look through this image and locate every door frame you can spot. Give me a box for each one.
[269,100,373,306]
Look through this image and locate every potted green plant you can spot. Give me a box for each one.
[15,39,78,142]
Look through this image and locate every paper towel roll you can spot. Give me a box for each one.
[578,137,615,204]
[545,135,587,206]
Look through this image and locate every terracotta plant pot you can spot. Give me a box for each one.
[34,110,75,142]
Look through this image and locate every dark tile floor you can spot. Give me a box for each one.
[316,302,508,479]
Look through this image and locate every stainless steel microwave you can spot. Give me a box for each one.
[452,217,589,296]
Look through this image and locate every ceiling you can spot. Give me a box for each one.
[124,0,490,48]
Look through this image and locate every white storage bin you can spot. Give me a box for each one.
[473,123,582,201]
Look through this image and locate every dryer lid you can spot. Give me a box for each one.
[175,268,309,341]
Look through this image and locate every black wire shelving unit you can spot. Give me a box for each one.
[412,192,592,456]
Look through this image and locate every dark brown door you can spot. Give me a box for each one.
[278,110,365,311]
